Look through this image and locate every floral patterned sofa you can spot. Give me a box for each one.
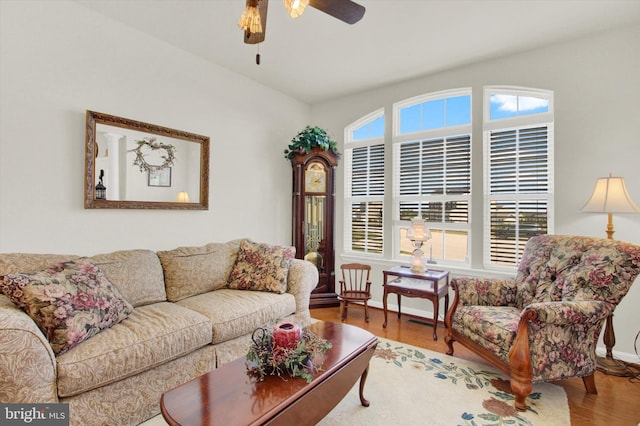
[0,239,317,425]
[444,235,640,411]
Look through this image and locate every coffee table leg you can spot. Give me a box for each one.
[358,365,371,407]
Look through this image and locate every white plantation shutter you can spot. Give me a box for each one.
[486,125,552,266]
[397,136,471,226]
[352,144,385,196]
[345,112,385,255]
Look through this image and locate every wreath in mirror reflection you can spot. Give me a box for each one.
[129,137,176,173]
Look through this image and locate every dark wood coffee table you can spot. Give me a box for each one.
[160,321,378,425]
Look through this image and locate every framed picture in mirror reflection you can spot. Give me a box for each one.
[148,166,172,187]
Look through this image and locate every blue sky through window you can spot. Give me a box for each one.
[352,115,384,140]
[446,96,471,126]
[490,94,549,120]
[400,95,471,134]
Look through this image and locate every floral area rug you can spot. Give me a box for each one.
[141,337,570,426]
[317,338,570,426]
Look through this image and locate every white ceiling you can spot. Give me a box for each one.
[76,0,640,104]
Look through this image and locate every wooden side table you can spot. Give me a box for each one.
[382,266,450,340]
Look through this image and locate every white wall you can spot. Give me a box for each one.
[1,1,638,360]
[311,25,640,360]
[0,1,310,254]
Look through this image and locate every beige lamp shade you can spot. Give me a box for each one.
[581,174,640,239]
[580,175,640,214]
[176,191,190,203]
[406,216,431,242]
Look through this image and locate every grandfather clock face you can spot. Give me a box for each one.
[304,162,326,193]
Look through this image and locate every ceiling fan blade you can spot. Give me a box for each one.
[309,0,365,25]
[244,0,268,44]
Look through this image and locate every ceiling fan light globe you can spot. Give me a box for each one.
[238,5,263,33]
[283,0,309,19]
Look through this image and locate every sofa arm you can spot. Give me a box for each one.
[524,300,612,326]
[517,300,611,382]
[452,276,517,307]
[0,296,58,403]
[286,259,318,321]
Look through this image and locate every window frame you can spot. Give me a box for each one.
[343,108,385,257]
[392,88,472,267]
[342,86,554,273]
[483,86,554,271]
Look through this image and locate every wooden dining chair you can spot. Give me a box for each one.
[338,263,372,322]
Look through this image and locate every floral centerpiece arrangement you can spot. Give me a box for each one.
[284,126,340,160]
[246,322,332,383]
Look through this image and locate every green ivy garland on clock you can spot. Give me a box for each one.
[130,137,176,172]
[284,126,340,160]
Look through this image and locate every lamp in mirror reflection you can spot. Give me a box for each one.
[580,173,640,239]
[96,169,106,200]
[406,216,431,273]
[176,192,190,203]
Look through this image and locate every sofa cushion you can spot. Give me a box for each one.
[56,302,212,397]
[158,240,242,302]
[0,253,80,275]
[176,289,296,344]
[227,240,296,294]
[0,258,133,355]
[452,305,521,362]
[89,249,166,307]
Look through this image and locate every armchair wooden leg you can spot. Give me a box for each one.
[364,301,370,322]
[582,374,597,394]
[509,310,535,411]
[514,392,528,412]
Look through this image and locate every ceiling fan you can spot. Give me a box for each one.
[238,0,366,45]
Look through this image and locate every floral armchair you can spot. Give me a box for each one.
[444,235,640,411]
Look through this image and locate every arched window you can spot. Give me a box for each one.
[393,89,472,265]
[342,86,554,270]
[483,86,554,268]
[344,109,385,255]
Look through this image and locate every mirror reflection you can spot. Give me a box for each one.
[85,111,209,210]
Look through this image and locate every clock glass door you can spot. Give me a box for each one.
[303,195,325,274]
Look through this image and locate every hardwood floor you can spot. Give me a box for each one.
[312,306,640,426]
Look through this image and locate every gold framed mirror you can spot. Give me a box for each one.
[85,110,209,210]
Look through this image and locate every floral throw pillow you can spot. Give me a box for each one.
[0,258,134,355]
[227,240,296,294]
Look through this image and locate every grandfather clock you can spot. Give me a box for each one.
[291,147,339,308]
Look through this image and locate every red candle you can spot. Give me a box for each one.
[272,322,301,350]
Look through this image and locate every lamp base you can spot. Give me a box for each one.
[596,355,632,377]
[410,265,426,274]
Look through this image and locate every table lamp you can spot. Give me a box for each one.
[406,217,431,273]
